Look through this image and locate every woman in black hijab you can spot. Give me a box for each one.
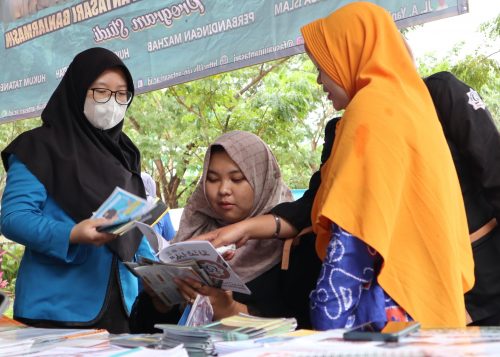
[0,47,154,333]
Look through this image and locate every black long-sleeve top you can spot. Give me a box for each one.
[425,71,500,323]
[425,71,500,230]
[270,117,340,230]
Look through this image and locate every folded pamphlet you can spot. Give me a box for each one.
[159,241,250,294]
[92,187,169,235]
[126,241,250,306]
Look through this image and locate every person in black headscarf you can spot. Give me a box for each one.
[0,47,154,333]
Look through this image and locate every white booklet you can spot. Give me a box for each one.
[159,241,250,294]
[126,241,250,306]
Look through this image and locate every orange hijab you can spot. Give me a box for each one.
[302,2,474,328]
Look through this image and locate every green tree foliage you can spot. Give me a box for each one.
[480,14,500,40]
[126,54,334,207]
[416,15,500,126]
[0,118,41,197]
[0,55,333,209]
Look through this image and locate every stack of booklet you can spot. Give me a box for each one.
[157,328,216,357]
[0,326,110,356]
[111,313,297,355]
[156,313,298,343]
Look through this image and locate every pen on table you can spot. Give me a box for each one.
[64,328,108,340]
[34,329,107,345]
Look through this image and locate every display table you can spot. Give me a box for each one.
[2,317,500,357]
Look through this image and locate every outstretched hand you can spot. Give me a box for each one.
[189,221,250,249]
[69,218,118,246]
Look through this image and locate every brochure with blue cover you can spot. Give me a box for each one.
[92,187,168,235]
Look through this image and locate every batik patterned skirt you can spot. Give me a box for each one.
[310,223,411,330]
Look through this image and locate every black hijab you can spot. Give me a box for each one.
[2,47,145,261]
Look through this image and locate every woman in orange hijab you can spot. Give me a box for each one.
[302,2,474,329]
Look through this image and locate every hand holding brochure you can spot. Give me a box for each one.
[92,187,168,235]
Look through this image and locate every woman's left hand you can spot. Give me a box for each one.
[174,277,241,320]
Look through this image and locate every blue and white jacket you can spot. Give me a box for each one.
[0,155,154,323]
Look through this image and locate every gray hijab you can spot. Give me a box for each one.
[174,131,293,282]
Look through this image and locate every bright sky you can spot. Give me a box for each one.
[406,0,500,61]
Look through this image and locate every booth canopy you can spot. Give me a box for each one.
[0,0,468,123]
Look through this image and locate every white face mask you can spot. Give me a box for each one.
[83,97,127,130]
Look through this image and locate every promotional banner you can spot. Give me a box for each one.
[0,0,468,122]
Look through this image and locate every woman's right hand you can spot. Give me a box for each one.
[69,218,117,246]
[174,277,245,320]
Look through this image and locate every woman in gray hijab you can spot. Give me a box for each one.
[130,131,312,331]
